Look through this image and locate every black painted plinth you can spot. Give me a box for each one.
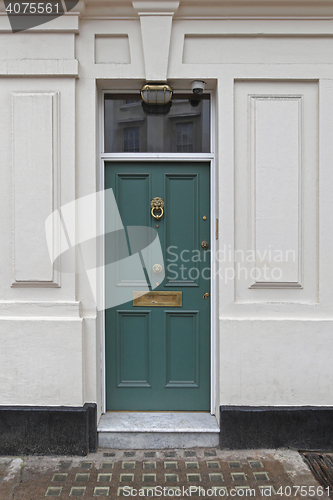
[0,403,97,456]
[220,406,333,450]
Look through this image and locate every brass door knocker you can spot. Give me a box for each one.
[151,197,164,220]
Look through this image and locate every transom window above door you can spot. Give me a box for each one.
[104,94,210,153]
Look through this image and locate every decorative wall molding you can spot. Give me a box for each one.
[249,94,302,289]
[180,19,333,35]
[132,0,179,81]
[183,35,333,65]
[0,301,81,318]
[0,11,80,33]
[249,282,303,289]
[81,0,333,20]
[234,80,318,303]
[0,59,78,77]
[176,0,333,20]
[95,35,131,64]
[11,91,61,288]
[132,1,179,14]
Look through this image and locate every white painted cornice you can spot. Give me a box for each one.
[0,11,80,32]
[81,0,333,19]
[132,1,180,15]
[176,0,333,19]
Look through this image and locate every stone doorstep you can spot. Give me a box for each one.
[97,412,220,449]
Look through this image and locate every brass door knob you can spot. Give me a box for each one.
[203,293,209,299]
[153,264,162,274]
[201,240,209,250]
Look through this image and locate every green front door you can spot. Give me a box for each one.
[105,162,210,410]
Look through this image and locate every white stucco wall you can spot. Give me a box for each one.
[0,0,333,416]
[0,317,83,406]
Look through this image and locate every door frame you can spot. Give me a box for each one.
[97,87,218,415]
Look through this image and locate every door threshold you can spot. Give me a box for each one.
[98,412,220,449]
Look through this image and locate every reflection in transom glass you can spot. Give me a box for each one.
[176,122,193,152]
[123,126,140,152]
[104,94,210,153]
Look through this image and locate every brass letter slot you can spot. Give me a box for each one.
[133,291,182,307]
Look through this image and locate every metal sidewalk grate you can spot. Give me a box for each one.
[301,452,333,496]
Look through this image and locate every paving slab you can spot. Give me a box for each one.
[0,457,23,500]
[0,448,330,500]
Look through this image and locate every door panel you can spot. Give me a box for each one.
[116,311,151,388]
[165,311,199,388]
[115,173,151,286]
[105,162,210,410]
[165,174,199,287]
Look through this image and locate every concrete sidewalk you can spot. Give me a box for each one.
[0,448,329,500]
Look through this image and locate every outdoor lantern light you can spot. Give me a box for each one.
[141,83,173,115]
[141,84,173,104]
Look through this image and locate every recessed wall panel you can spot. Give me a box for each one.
[234,81,318,302]
[95,35,131,64]
[252,96,301,285]
[11,91,60,286]
[183,36,333,65]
